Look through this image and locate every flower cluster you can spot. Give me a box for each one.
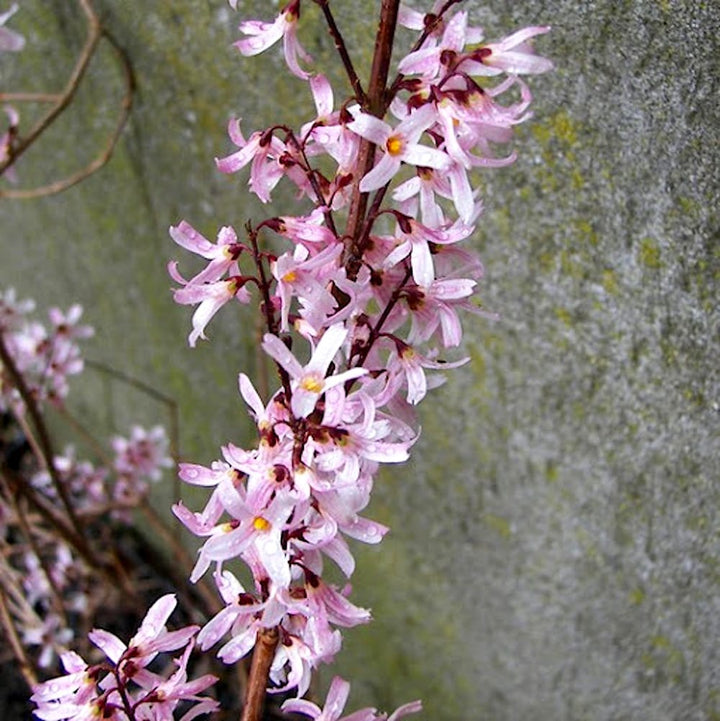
[29,424,172,519]
[0,289,173,675]
[166,0,550,713]
[0,288,93,411]
[2,421,172,671]
[31,595,218,721]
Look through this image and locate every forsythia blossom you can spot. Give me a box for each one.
[164,0,550,710]
[165,0,551,708]
[29,1,550,718]
[31,595,218,721]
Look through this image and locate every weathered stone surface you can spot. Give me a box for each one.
[1,2,718,720]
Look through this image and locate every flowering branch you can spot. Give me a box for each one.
[12,1,552,718]
[164,2,551,720]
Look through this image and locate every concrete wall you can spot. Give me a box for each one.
[1,1,718,719]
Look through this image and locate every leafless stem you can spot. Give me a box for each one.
[0,332,87,545]
[240,626,279,721]
[0,1,135,199]
[0,0,101,177]
[0,586,38,688]
[6,480,70,627]
[343,0,401,279]
[83,358,181,494]
[139,504,224,617]
[313,0,367,104]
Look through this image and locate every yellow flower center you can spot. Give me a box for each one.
[282,270,297,283]
[300,375,324,393]
[386,135,404,156]
[253,516,271,531]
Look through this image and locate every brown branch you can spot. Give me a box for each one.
[5,478,70,627]
[0,0,101,178]
[0,25,135,200]
[0,586,38,689]
[0,332,87,545]
[240,626,279,721]
[313,0,366,105]
[342,0,401,280]
[0,93,62,103]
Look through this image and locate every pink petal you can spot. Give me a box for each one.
[359,153,401,192]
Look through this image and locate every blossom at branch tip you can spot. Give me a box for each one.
[30,651,102,720]
[348,103,450,192]
[473,25,553,75]
[89,594,198,669]
[397,10,483,80]
[32,596,216,721]
[383,217,469,289]
[169,221,244,285]
[215,117,299,203]
[0,4,25,53]
[404,277,478,348]
[387,342,470,405]
[168,268,252,347]
[234,0,312,79]
[397,1,445,33]
[262,324,366,419]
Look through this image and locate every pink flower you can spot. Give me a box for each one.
[0,5,24,53]
[397,10,483,80]
[386,341,469,405]
[473,25,553,75]
[89,594,198,669]
[215,118,292,202]
[272,243,342,332]
[282,675,422,721]
[30,651,102,721]
[348,103,450,192]
[383,218,464,289]
[169,222,244,285]
[404,277,478,347]
[262,324,366,419]
[139,642,218,721]
[169,270,252,347]
[112,425,171,483]
[234,0,312,79]
[192,490,296,587]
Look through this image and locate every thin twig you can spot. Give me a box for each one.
[1,26,135,199]
[0,92,62,103]
[0,0,101,177]
[139,504,224,617]
[0,586,39,688]
[313,0,366,104]
[83,358,181,495]
[6,479,70,627]
[0,332,87,545]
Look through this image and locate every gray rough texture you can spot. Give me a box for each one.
[1,1,718,720]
